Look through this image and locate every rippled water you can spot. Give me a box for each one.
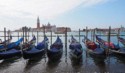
[0,31,125,73]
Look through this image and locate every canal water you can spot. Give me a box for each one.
[0,31,125,73]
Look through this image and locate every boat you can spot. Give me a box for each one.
[0,37,23,60]
[96,35,125,56]
[22,36,36,50]
[118,37,125,46]
[83,36,105,57]
[0,36,13,51]
[47,36,63,61]
[107,37,125,56]
[96,35,120,51]
[22,35,48,60]
[0,35,12,45]
[69,36,83,60]
[109,47,125,56]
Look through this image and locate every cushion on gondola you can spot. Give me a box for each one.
[70,43,82,50]
[87,43,97,50]
[25,47,42,53]
[104,42,115,48]
[93,48,104,54]
[37,43,45,50]
[49,48,60,52]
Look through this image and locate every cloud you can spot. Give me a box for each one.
[0,0,108,19]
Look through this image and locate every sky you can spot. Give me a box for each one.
[0,0,125,31]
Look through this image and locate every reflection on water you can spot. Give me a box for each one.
[114,54,125,64]
[46,60,60,73]
[93,58,107,73]
[71,58,83,73]
[24,59,41,71]
[0,58,20,70]
[90,54,107,73]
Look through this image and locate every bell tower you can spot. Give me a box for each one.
[37,16,40,28]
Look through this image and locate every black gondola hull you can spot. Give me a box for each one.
[0,51,21,60]
[47,49,63,61]
[22,49,45,59]
[69,50,83,61]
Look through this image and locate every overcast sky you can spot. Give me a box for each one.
[0,0,125,30]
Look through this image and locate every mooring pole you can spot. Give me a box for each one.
[117,29,120,46]
[43,26,45,39]
[65,27,67,62]
[107,26,111,55]
[43,26,46,62]
[85,26,88,58]
[23,27,24,44]
[86,27,88,38]
[79,29,80,43]
[26,27,28,41]
[25,26,27,42]
[7,30,9,41]
[93,29,95,42]
[28,30,29,41]
[51,30,52,45]
[32,31,33,36]
[91,29,93,40]
[37,31,38,44]
[4,28,6,47]
[18,31,19,40]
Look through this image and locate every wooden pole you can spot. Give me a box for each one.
[26,27,28,41]
[93,29,95,42]
[43,26,46,62]
[91,29,93,40]
[4,28,6,46]
[85,26,88,58]
[117,29,120,46]
[23,27,24,44]
[28,30,29,41]
[7,30,9,41]
[79,29,80,43]
[51,30,52,45]
[25,26,26,42]
[18,31,19,40]
[86,27,88,38]
[37,31,38,44]
[32,31,33,36]
[43,26,45,38]
[107,26,111,55]
[65,27,67,62]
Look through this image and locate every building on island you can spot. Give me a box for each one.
[15,17,71,33]
[55,27,71,34]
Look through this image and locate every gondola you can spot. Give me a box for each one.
[96,35,120,51]
[108,37,125,56]
[69,36,83,60]
[47,36,63,61]
[109,47,125,56]
[96,35,125,56]
[0,35,12,45]
[22,36,37,50]
[0,35,13,51]
[118,37,125,46]
[22,35,48,60]
[0,37,23,60]
[83,36,105,57]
